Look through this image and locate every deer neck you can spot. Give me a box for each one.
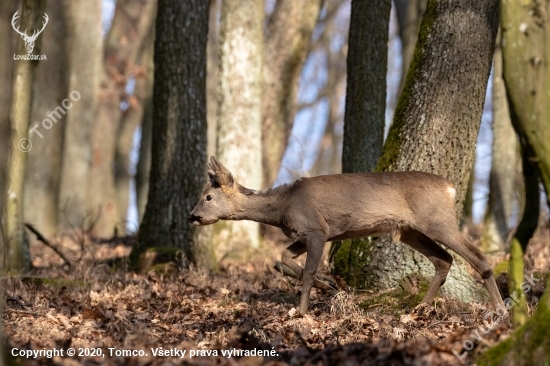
[231,186,288,227]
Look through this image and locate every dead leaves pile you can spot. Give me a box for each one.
[1,240,526,365]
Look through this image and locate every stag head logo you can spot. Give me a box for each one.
[11,11,48,54]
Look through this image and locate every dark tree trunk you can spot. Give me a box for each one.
[342,0,391,173]
[135,0,214,268]
[337,0,499,302]
[262,0,322,186]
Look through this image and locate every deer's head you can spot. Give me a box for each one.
[12,11,48,54]
[189,156,244,226]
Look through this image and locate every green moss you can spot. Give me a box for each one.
[333,238,374,289]
[509,238,528,328]
[359,276,430,311]
[478,305,550,366]
[376,0,437,172]
[137,246,182,273]
[493,260,509,277]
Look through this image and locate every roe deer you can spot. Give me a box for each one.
[189,156,505,314]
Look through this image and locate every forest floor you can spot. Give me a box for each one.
[2,221,549,366]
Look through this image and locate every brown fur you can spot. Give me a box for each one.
[190,157,505,314]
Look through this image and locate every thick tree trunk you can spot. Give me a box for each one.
[24,2,68,238]
[262,0,321,186]
[4,0,47,271]
[90,0,157,236]
[500,0,550,208]
[0,1,18,214]
[214,0,264,252]
[206,0,220,160]
[339,0,499,302]
[481,29,521,252]
[135,0,214,268]
[342,0,390,173]
[58,0,102,229]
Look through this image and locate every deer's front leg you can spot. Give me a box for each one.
[299,233,326,314]
[281,241,307,278]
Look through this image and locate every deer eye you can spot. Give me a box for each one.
[206,195,213,201]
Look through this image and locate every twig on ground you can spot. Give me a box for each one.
[24,223,71,268]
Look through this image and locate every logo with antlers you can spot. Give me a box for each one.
[11,11,49,54]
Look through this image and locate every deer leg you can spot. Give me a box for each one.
[400,230,453,304]
[299,233,326,314]
[429,229,505,310]
[280,241,335,291]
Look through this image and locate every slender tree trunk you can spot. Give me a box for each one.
[24,2,68,238]
[500,0,550,207]
[214,0,264,252]
[115,12,157,231]
[342,0,390,173]
[338,0,499,302]
[4,0,48,271]
[0,1,18,214]
[262,0,322,187]
[90,0,157,236]
[481,29,521,252]
[135,0,214,269]
[58,0,102,229]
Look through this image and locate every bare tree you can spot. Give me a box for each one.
[135,0,214,268]
[58,0,102,230]
[342,0,390,173]
[262,0,322,187]
[4,0,48,271]
[214,0,264,251]
[90,0,157,236]
[24,2,68,238]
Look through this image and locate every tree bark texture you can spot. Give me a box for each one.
[349,0,499,302]
[90,0,157,236]
[24,2,68,238]
[394,0,428,94]
[206,0,220,161]
[0,0,18,214]
[4,0,47,271]
[481,29,521,252]
[262,0,322,186]
[58,0,102,229]
[214,0,264,251]
[342,0,391,173]
[136,0,214,268]
[500,0,550,209]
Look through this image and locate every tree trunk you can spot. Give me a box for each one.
[342,0,390,174]
[4,0,48,271]
[262,0,322,187]
[0,0,18,215]
[90,0,157,237]
[481,29,521,252]
[58,0,102,230]
[206,0,220,160]
[214,0,264,252]
[394,0,428,94]
[337,0,499,302]
[115,14,157,231]
[23,2,68,238]
[500,0,550,208]
[135,0,215,269]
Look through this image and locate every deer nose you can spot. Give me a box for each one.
[188,214,201,223]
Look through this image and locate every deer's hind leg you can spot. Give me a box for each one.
[400,230,454,304]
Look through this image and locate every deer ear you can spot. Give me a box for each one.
[209,156,234,188]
